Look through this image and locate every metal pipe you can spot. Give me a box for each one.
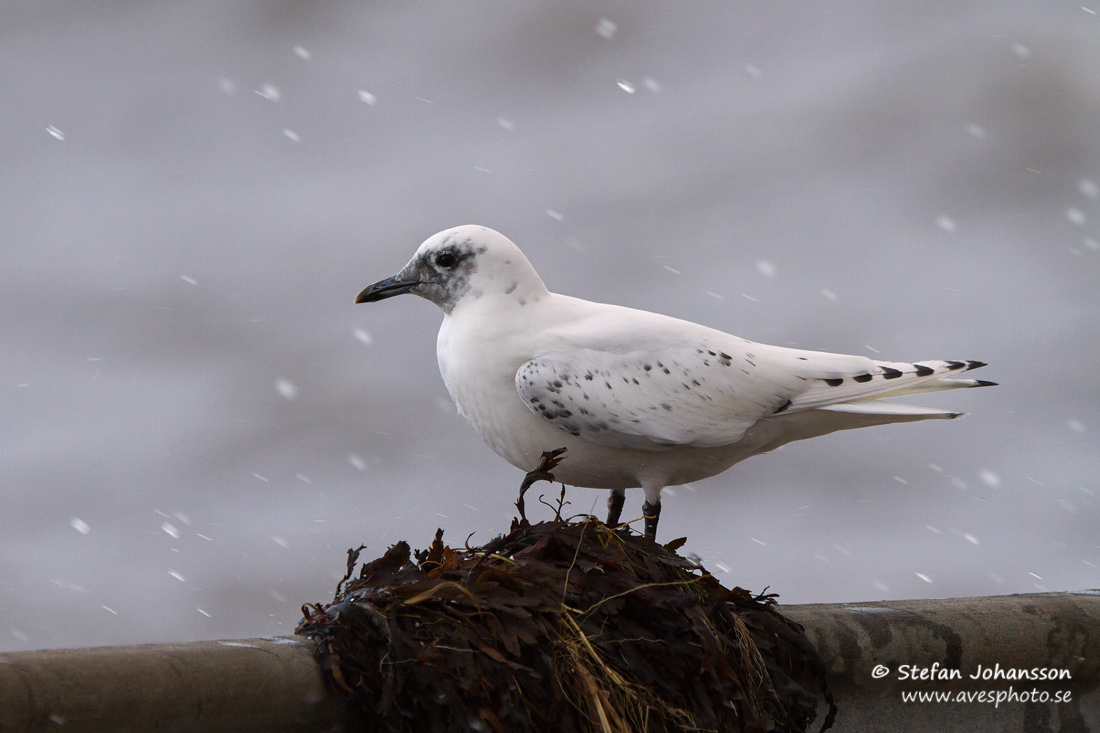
[1,592,1097,731]
[0,636,336,732]
[783,591,1100,732]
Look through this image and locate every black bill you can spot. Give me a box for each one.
[355,276,420,303]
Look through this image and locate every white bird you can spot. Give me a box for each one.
[356,225,995,539]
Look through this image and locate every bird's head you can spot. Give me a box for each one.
[356,225,548,314]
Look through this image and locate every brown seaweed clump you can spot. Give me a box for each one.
[296,514,835,733]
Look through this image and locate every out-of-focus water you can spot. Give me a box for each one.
[2,2,1098,651]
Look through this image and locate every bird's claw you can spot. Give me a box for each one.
[516,448,567,521]
[534,447,567,475]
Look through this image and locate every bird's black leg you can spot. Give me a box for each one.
[606,489,625,527]
[641,498,661,540]
[516,447,567,521]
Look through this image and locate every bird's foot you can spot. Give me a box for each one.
[515,447,567,521]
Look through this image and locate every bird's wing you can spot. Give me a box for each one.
[513,303,992,451]
[512,305,820,450]
[515,344,776,451]
[778,358,992,411]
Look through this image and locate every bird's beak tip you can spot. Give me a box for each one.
[355,276,419,304]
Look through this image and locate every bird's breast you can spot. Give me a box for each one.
[436,315,543,464]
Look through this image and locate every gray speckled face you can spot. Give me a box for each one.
[356,225,548,315]
[398,234,483,314]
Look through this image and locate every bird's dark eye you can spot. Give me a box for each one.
[435,251,457,269]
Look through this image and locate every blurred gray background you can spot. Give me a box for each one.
[2,2,1098,652]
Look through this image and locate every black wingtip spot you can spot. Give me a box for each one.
[824,378,844,387]
[880,367,903,379]
[853,373,873,383]
[966,360,987,370]
[914,364,935,377]
[973,380,998,387]
[946,361,966,370]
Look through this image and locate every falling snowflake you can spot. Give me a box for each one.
[255,83,281,101]
[978,469,1002,488]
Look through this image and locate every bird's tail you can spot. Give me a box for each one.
[864,360,997,401]
[753,360,996,452]
[786,359,996,415]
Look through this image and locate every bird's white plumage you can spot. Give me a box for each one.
[358,225,993,535]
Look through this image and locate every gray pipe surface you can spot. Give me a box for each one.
[0,636,336,732]
[783,591,1100,732]
[1,592,1097,731]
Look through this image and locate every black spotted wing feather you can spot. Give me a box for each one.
[513,300,992,451]
[783,359,991,410]
[515,347,790,451]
